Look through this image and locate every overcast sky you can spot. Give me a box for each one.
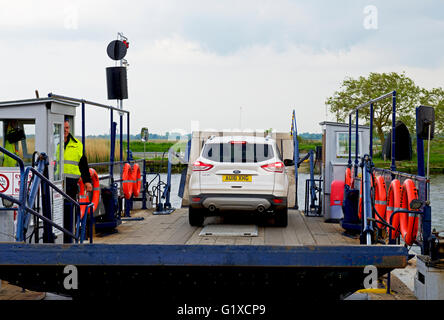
[0,0,443,135]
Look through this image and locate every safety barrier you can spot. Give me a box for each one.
[0,146,92,243]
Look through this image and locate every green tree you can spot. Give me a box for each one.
[325,72,421,145]
[419,87,444,134]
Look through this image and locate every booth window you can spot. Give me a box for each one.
[336,132,362,158]
[53,123,62,181]
[1,120,35,166]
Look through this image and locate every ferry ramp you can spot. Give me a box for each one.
[0,208,408,301]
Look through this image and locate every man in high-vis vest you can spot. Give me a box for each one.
[63,119,92,243]
[3,120,20,167]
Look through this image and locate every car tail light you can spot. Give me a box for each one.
[192,197,201,202]
[192,160,213,171]
[261,162,284,173]
[230,141,246,144]
[272,198,283,204]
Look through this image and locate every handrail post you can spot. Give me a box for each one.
[120,112,123,178]
[89,205,94,244]
[40,155,54,243]
[109,110,114,186]
[348,114,352,167]
[361,157,373,245]
[309,150,316,209]
[390,91,397,172]
[292,110,299,209]
[354,110,359,178]
[370,102,374,158]
[82,101,86,152]
[164,148,173,209]
[142,157,147,209]
[127,113,130,160]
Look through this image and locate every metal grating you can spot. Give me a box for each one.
[199,224,258,237]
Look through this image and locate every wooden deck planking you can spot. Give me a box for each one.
[264,226,285,245]
[291,211,317,245]
[94,208,358,246]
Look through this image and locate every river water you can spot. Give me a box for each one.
[165,172,444,232]
[295,173,444,232]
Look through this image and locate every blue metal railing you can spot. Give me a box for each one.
[0,146,91,243]
[291,110,299,209]
[348,91,398,245]
[347,90,431,251]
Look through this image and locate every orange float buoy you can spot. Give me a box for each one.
[374,175,387,229]
[122,162,133,199]
[89,168,100,212]
[77,168,101,219]
[345,167,353,188]
[132,163,141,197]
[400,179,420,246]
[386,179,402,240]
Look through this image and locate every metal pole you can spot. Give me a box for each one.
[293,110,299,209]
[362,160,373,245]
[142,157,147,210]
[164,148,172,209]
[369,103,373,158]
[110,110,114,186]
[120,110,123,171]
[41,156,54,243]
[355,110,359,176]
[427,124,431,183]
[348,114,352,167]
[309,150,316,210]
[127,112,130,160]
[416,107,425,177]
[82,102,86,153]
[391,91,397,171]
[48,93,130,114]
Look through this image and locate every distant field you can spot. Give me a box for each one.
[293,137,444,174]
[9,136,444,174]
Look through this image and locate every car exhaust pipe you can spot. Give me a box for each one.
[208,204,217,212]
[257,205,266,213]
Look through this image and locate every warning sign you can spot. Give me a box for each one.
[0,173,10,193]
[0,168,32,197]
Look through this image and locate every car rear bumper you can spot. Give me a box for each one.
[189,194,287,213]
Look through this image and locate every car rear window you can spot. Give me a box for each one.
[202,143,274,163]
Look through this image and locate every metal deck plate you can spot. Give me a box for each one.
[199,224,258,237]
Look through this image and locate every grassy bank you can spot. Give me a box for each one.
[81,137,444,175]
[372,137,444,174]
[84,138,185,173]
[297,137,444,174]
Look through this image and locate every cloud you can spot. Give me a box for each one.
[0,0,443,135]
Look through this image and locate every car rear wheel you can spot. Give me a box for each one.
[275,207,288,227]
[189,206,204,227]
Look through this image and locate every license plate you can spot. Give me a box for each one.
[222,175,252,182]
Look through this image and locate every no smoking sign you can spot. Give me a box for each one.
[0,173,10,193]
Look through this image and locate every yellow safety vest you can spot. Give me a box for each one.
[56,136,84,179]
[3,125,18,167]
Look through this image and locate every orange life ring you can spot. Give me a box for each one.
[374,175,387,229]
[132,163,141,197]
[77,168,101,219]
[122,163,133,199]
[400,179,420,246]
[89,168,100,212]
[345,167,352,188]
[386,179,402,240]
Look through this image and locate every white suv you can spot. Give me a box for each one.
[188,135,289,227]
